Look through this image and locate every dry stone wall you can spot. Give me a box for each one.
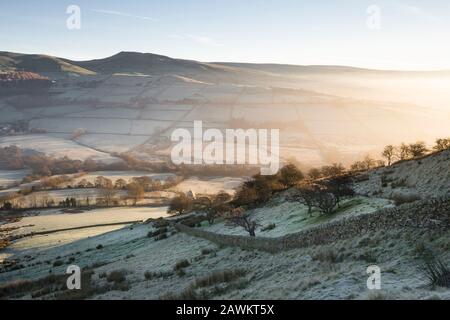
[175,196,450,253]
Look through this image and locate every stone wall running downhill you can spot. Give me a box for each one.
[174,196,450,253]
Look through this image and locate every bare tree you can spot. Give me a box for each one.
[168,193,193,215]
[207,202,231,225]
[408,141,428,158]
[127,182,144,205]
[397,143,411,160]
[314,192,339,215]
[279,164,304,188]
[99,186,117,207]
[294,186,318,217]
[382,145,396,166]
[115,178,127,190]
[324,175,354,208]
[226,207,259,237]
[308,168,322,180]
[433,138,450,152]
[320,163,345,177]
[95,176,113,189]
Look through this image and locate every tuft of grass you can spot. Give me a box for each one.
[160,269,247,300]
[0,275,63,299]
[52,260,64,267]
[193,269,247,288]
[160,287,209,300]
[173,259,190,271]
[312,248,339,263]
[201,248,216,255]
[144,270,173,281]
[422,258,450,288]
[176,269,186,277]
[367,291,388,300]
[359,251,377,263]
[148,227,168,238]
[261,223,276,232]
[106,270,127,284]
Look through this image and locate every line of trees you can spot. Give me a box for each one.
[0,145,128,176]
[382,138,450,165]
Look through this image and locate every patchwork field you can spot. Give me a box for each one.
[172,177,246,196]
[0,206,169,262]
[0,169,31,188]
[0,135,120,163]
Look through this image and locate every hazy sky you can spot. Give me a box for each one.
[1,0,450,70]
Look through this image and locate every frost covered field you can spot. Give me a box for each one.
[201,196,394,237]
[0,135,119,163]
[0,169,31,188]
[0,206,169,262]
[172,177,246,196]
[2,61,449,167]
[0,199,448,300]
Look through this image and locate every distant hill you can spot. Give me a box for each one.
[0,52,95,76]
[72,51,231,75]
[1,51,449,78]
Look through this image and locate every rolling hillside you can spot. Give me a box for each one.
[0,51,448,168]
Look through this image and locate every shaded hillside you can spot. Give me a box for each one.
[0,71,52,95]
[0,52,95,76]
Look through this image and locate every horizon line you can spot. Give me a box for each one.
[2,49,450,73]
